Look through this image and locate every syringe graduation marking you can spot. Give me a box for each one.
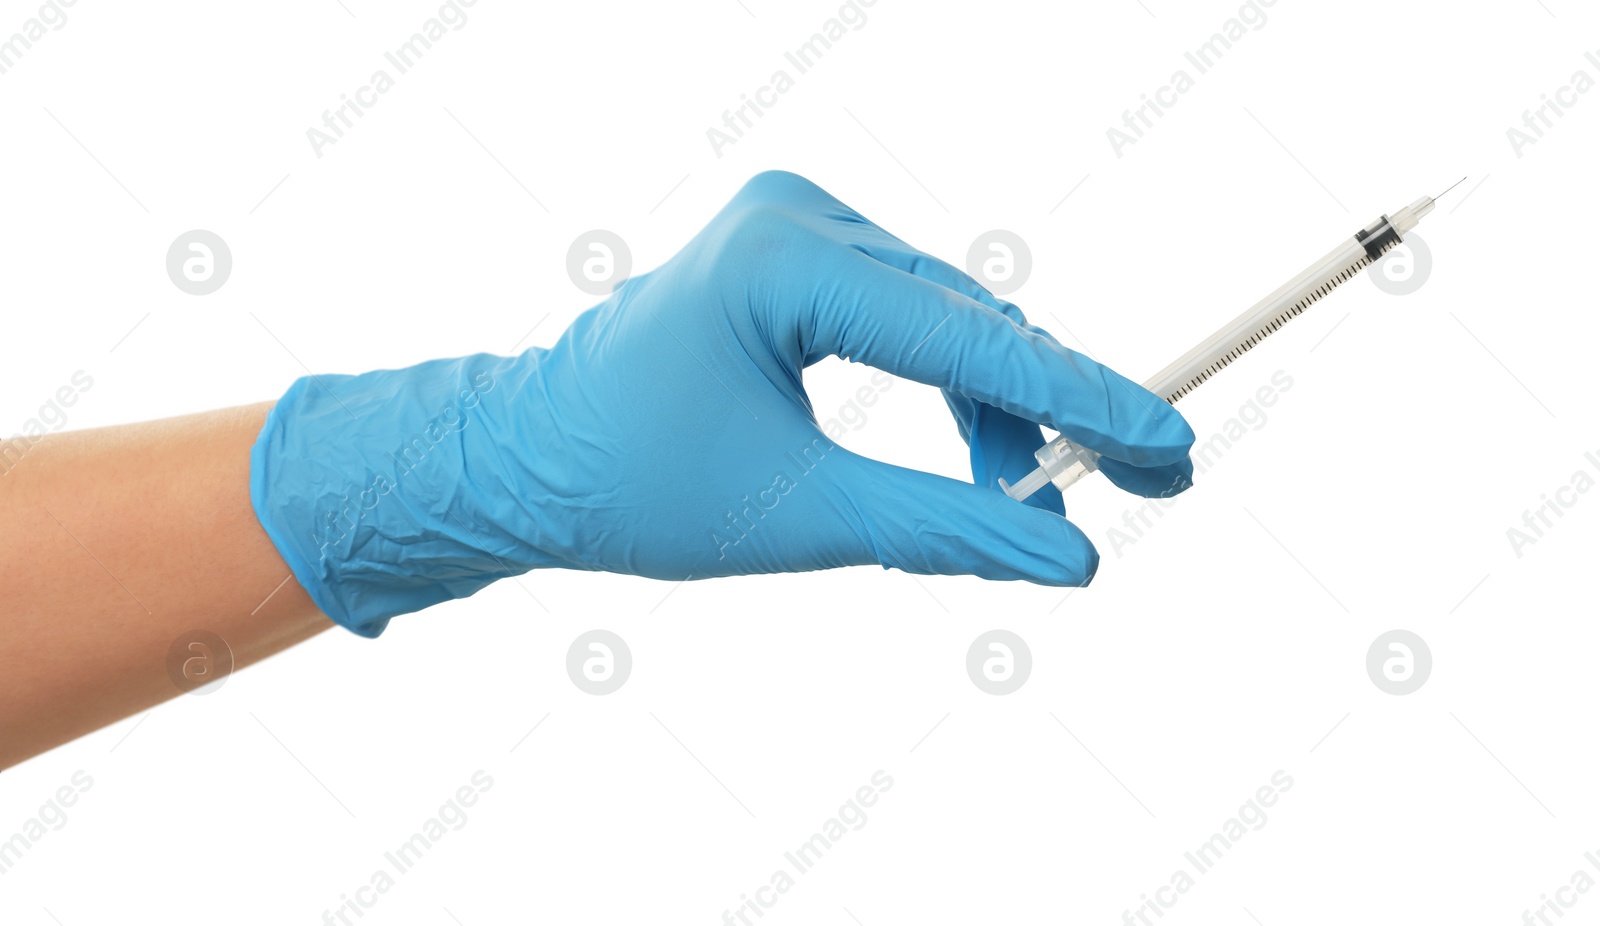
[1159,237,1398,404]
[1003,190,1451,503]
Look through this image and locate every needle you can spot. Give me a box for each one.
[1434,176,1468,201]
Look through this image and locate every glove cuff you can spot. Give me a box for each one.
[250,352,547,636]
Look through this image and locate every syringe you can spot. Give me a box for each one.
[1001,182,1463,502]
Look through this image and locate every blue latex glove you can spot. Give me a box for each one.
[252,171,1195,637]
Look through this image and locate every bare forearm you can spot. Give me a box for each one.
[0,403,330,768]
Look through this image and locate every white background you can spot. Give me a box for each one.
[2,1,1597,924]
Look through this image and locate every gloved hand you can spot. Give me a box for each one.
[251,170,1196,637]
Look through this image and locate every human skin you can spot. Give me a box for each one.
[1,173,1196,769]
[0,403,329,769]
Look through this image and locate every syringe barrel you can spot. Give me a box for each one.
[1141,236,1370,403]
[1016,202,1421,500]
